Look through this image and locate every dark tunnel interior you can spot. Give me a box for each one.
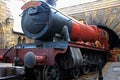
[97,25,120,49]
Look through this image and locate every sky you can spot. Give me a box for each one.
[57,0,96,8]
[7,0,96,33]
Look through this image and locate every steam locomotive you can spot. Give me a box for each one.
[0,0,119,80]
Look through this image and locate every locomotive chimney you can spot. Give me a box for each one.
[38,0,56,7]
[46,0,56,7]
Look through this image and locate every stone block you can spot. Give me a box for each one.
[114,23,120,32]
[105,14,116,27]
[109,12,120,29]
[95,9,105,24]
[111,6,120,14]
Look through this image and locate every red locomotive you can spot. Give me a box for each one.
[0,0,119,80]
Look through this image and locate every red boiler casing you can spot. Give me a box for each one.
[70,20,98,42]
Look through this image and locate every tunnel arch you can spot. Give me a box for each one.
[97,25,120,49]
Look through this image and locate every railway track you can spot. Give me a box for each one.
[61,71,98,80]
[77,72,98,80]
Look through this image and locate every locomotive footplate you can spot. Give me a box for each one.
[0,63,24,80]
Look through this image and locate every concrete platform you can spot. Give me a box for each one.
[103,62,120,80]
[0,63,24,80]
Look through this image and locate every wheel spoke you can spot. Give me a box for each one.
[70,67,80,79]
[42,63,59,80]
[82,66,90,74]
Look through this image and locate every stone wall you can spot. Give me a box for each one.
[0,0,33,49]
[59,0,120,38]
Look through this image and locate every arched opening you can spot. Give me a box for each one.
[23,37,26,44]
[18,36,22,44]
